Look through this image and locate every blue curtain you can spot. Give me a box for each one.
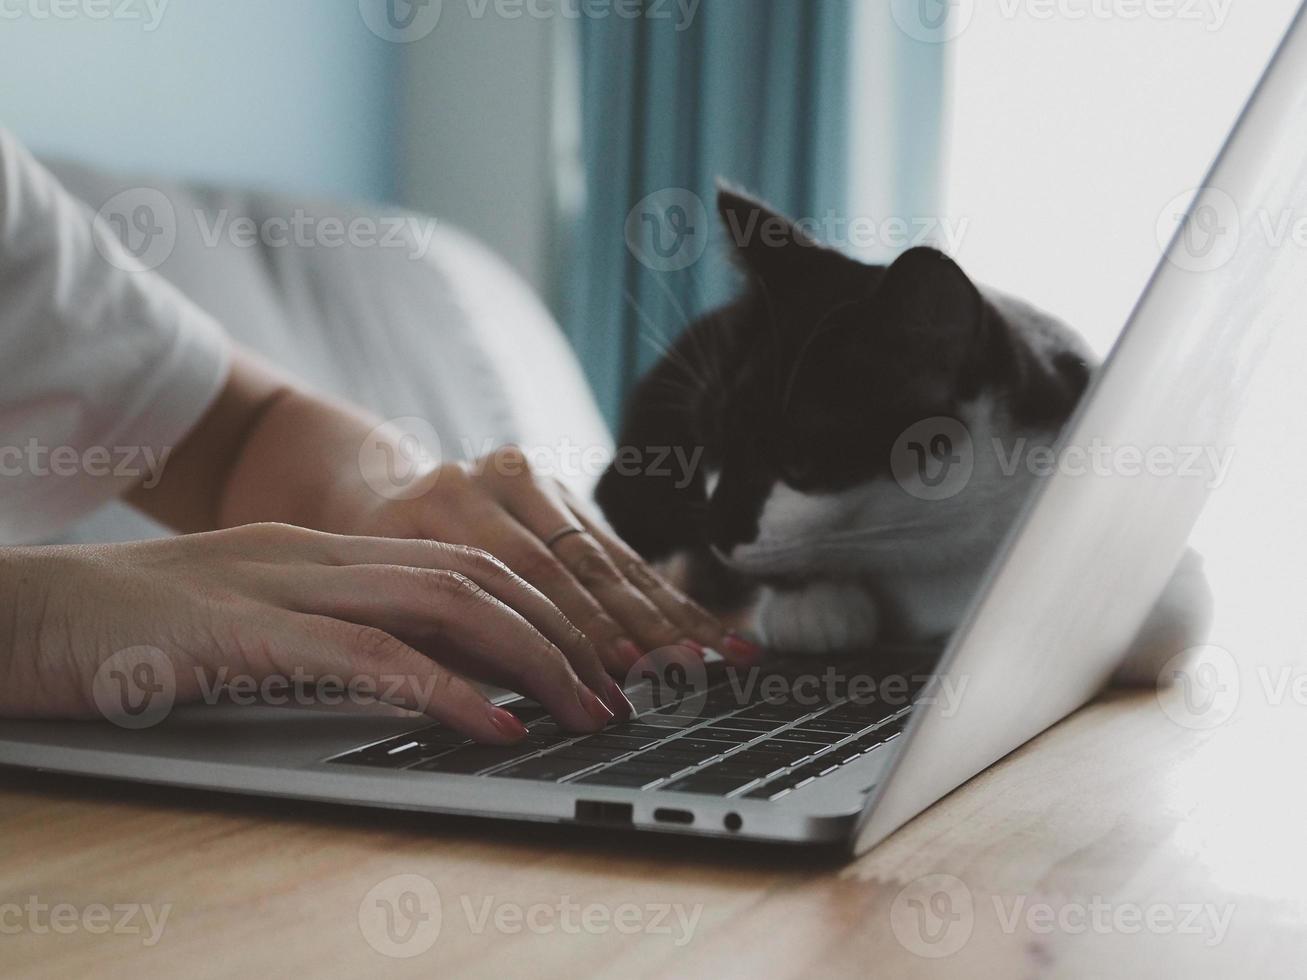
[565,0,854,427]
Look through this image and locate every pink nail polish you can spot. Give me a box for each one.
[487,706,528,741]
[616,638,644,669]
[601,677,636,720]
[723,631,763,664]
[578,686,616,727]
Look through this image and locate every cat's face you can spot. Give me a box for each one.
[595,189,1092,589]
[689,192,995,575]
[674,189,1092,582]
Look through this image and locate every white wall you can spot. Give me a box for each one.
[941,1,1300,353]
[397,7,568,298]
[0,2,398,201]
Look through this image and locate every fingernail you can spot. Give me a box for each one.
[723,631,763,664]
[601,677,636,720]
[577,685,616,727]
[680,639,707,658]
[487,706,528,741]
[615,638,644,669]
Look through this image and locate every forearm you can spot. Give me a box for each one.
[127,346,397,534]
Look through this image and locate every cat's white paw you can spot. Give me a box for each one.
[754,581,879,655]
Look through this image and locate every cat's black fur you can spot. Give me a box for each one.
[596,187,1094,643]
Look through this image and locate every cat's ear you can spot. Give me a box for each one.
[716,185,847,285]
[795,246,984,408]
[867,246,983,350]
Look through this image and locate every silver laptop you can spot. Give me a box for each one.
[3,6,1305,857]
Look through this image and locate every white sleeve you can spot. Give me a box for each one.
[0,128,230,544]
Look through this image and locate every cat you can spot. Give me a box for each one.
[595,187,1097,655]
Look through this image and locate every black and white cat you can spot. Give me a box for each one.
[595,188,1097,655]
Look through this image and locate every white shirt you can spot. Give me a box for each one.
[0,128,230,544]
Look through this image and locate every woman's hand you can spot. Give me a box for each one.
[349,444,754,675]
[0,524,634,741]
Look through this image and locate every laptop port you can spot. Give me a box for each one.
[574,800,633,825]
[653,808,694,825]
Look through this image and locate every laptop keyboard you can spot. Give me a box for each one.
[328,663,920,802]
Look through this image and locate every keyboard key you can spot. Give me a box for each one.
[605,724,679,739]
[493,757,600,781]
[573,769,666,789]
[661,773,760,796]
[412,747,530,774]
[408,726,473,748]
[571,733,663,751]
[614,756,698,777]
[634,747,709,770]
[632,713,702,729]
[690,726,756,744]
[761,728,839,746]
[546,746,626,762]
[699,757,787,781]
[704,718,784,733]
[743,739,819,762]
[744,780,793,801]
[738,703,815,721]
[790,718,870,735]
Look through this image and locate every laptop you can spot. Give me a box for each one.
[3,5,1306,857]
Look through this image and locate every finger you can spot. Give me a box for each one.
[302,535,633,719]
[282,613,529,745]
[482,466,695,658]
[561,486,741,655]
[288,565,616,732]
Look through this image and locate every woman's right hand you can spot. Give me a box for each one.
[0,523,638,742]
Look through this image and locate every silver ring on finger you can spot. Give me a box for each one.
[543,525,586,550]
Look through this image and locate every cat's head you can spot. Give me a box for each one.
[600,188,1091,580]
